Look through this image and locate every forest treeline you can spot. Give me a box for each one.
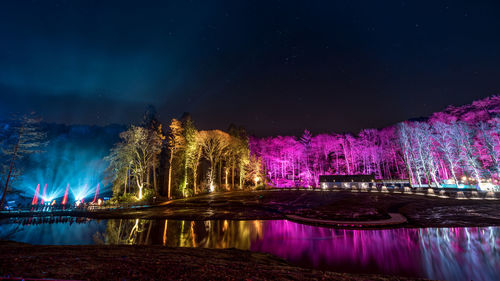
[105,109,263,201]
[106,96,499,201]
[3,97,497,205]
[251,96,499,188]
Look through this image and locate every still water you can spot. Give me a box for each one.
[1,217,499,281]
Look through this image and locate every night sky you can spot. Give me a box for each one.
[1,1,499,136]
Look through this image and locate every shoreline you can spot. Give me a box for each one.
[286,212,408,228]
[2,190,500,228]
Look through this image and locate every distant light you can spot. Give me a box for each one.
[478,182,495,191]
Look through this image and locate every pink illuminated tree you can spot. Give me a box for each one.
[250,96,499,188]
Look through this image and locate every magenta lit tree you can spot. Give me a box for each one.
[251,96,499,188]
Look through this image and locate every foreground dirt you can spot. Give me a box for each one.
[0,241,424,281]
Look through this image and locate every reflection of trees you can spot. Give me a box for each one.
[162,220,263,249]
[419,227,500,281]
[104,219,265,249]
[104,219,155,245]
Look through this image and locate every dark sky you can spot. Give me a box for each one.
[0,0,499,136]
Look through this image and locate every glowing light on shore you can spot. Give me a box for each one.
[138,187,143,200]
[478,182,495,191]
[253,176,260,186]
[72,184,90,203]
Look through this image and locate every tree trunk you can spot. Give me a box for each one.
[146,167,150,192]
[183,161,187,197]
[124,166,128,196]
[168,150,174,198]
[153,162,157,195]
[0,125,23,208]
[219,159,222,188]
[231,161,235,190]
[136,177,144,200]
[193,167,198,194]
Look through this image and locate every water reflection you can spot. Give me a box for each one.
[1,218,499,281]
[419,228,500,281]
[252,221,423,277]
[100,219,264,249]
[0,217,106,245]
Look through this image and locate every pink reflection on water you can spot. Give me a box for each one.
[250,221,500,280]
[251,221,422,277]
[4,218,499,281]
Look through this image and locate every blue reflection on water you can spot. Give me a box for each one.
[0,217,107,245]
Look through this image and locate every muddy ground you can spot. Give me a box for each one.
[0,241,426,281]
[98,190,500,227]
[3,190,500,227]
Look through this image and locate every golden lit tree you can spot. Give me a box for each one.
[245,155,264,188]
[106,125,163,200]
[141,105,164,194]
[198,130,231,192]
[183,119,202,195]
[167,119,185,198]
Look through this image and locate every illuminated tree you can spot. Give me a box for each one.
[397,122,417,185]
[238,136,251,189]
[452,122,483,184]
[227,125,250,189]
[245,155,264,188]
[477,120,499,178]
[105,140,133,197]
[167,119,185,198]
[141,105,164,193]
[432,121,461,185]
[183,117,201,195]
[198,130,231,192]
[249,96,499,188]
[106,125,163,200]
[0,113,47,208]
[227,125,239,189]
[413,122,441,186]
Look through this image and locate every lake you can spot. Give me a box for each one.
[1,217,499,281]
